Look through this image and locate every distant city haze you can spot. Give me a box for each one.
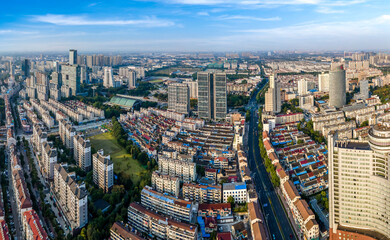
[0,0,390,52]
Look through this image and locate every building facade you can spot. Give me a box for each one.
[197,72,227,120]
[92,149,114,192]
[328,124,390,240]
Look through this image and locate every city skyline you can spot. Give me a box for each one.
[1,0,390,52]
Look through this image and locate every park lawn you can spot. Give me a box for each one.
[149,79,164,83]
[89,132,145,184]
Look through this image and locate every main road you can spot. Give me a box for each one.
[247,80,297,240]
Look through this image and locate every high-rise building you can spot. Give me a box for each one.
[103,67,114,88]
[22,59,30,78]
[197,72,227,120]
[318,72,330,92]
[185,80,198,99]
[128,70,136,89]
[264,73,281,113]
[329,64,346,108]
[69,49,77,65]
[298,79,308,95]
[93,149,114,193]
[53,164,88,229]
[354,79,369,100]
[73,134,92,171]
[168,83,190,115]
[61,64,82,96]
[328,124,390,240]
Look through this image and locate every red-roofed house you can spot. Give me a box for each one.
[23,210,48,240]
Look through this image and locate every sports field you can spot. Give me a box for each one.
[90,132,145,184]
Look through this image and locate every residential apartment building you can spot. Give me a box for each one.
[73,134,92,171]
[141,186,192,223]
[92,149,114,193]
[151,171,180,197]
[182,183,222,203]
[52,164,88,230]
[22,210,48,240]
[110,222,144,240]
[328,124,390,239]
[41,141,57,179]
[158,157,196,182]
[128,202,197,240]
[168,83,190,115]
[264,73,281,113]
[222,182,247,204]
[61,64,82,96]
[59,119,76,150]
[197,72,227,120]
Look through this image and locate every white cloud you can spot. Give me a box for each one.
[32,14,175,27]
[154,0,365,6]
[197,11,209,16]
[316,6,344,14]
[217,15,281,21]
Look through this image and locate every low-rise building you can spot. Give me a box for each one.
[222,182,247,204]
[182,183,222,203]
[141,186,193,223]
[110,222,144,240]
[151,171,180,197]
[22,210,48,240]
[128,202,197,240]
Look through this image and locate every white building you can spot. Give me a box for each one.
[223,182,247,204]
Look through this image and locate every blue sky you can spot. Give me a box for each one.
[0,0,389,52]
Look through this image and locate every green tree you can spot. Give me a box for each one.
[227,196,235,206]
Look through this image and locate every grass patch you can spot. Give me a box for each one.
[89,132,145,184]
[149,79,164,83]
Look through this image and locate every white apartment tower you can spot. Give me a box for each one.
[103,67,115,88]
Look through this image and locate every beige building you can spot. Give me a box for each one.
[93,149,114,193]
[52,164,88,229]
[141,186,193,223]
[328,124,390,239]
[73,134,92,171]
[59,119,76,150]
[264,73,281,113]
[151,171,180,197]
[128,202,197,240]
[182,183,221,203]
[41,141,57,179]
[158,156,196,182]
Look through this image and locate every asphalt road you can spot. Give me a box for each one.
[247,81,297,240]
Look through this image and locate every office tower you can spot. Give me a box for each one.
[103,67,114,88]
[22,59,30,77]
[318,72,330,92]
[168,83,190,115]
[73,134,92,171]
[69,49,77,65]
[127,70,136,89]
[197,72,227,120]
[329,64,346,108]
[264,73,281,113]
[61,64,81,96]
[93,149,114,193]
[328,125,390,240]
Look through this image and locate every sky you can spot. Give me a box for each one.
[0,0,389,52]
